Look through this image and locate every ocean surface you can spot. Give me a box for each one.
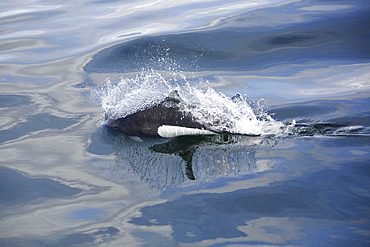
[1,0,370,246]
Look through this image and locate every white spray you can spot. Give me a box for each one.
[92,71,286,136]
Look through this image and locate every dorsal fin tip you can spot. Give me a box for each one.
[168,90,181,99]
[163,90,182,105]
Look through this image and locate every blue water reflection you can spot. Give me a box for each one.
[96,134,275,190]
[0,167,81,206]
[128,136,370,245]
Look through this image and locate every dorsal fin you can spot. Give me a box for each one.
[163,90,182,105]
[168,90,181,99]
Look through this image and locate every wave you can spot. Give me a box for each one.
[290,123,370,137]
[92,71,287,136]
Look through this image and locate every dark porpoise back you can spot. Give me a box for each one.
[105,92,210,138]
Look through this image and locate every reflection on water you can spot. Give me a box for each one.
[0,113,81,143]
[130,160,370,245]
[273,97,370,136]
[98,131,277,190]
[130,182,338,243]
[0,95,31,108]
[85,4,370,102]
[0,167,81,207]
[1,0,370,246]
[126,135,370,245]
[0,226,120,247]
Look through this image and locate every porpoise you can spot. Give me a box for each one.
[104,91,217,138]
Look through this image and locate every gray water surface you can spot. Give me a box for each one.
[1,0,370,246]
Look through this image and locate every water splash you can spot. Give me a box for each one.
[177,84,284,135]
[92,71,173,119]
[92,70,287,136]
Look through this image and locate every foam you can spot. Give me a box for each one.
[93,71,286,136]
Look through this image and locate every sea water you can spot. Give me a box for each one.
[0,0,370,246]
